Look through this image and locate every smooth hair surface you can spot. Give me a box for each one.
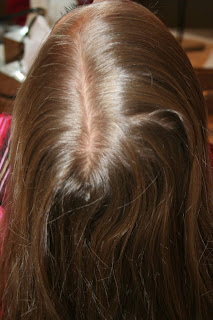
[1,1,213,319]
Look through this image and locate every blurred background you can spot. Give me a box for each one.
[0,0,213,140]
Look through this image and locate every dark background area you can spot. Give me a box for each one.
[0,1,6,16]
[137,0,213,29]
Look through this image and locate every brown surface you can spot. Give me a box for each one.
[0,72,20,114]
[206,91,213,144]
[0,96,14,114]
[208,115,213,144]
[4,37,24,64]
[183,39,213,143]
[0,71,21,96]
[195,68,213,91]
[196,70,213,143]
[185,39,213,69]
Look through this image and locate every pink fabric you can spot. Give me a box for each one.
[0,114,11,205]
[0,205,3,222]
[0,204,3,317]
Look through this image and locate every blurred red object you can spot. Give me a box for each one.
[6,0,30,25]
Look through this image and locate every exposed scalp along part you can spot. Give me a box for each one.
[73,21,103,179]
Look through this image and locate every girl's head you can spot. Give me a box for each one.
[1,1,213,319]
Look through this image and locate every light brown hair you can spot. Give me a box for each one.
[1,1,213,319]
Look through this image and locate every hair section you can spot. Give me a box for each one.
[1,1,213,319]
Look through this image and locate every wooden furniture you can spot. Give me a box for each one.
[0,69,21,113]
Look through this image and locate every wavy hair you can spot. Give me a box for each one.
[1,1,213,319]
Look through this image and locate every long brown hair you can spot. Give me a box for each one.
[1,1,213,319]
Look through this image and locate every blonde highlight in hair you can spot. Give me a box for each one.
[1,1,213,319]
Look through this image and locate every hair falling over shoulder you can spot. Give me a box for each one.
[1,1,213,319]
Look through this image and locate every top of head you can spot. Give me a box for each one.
[13,0,205,205]
[4,3,212,319]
